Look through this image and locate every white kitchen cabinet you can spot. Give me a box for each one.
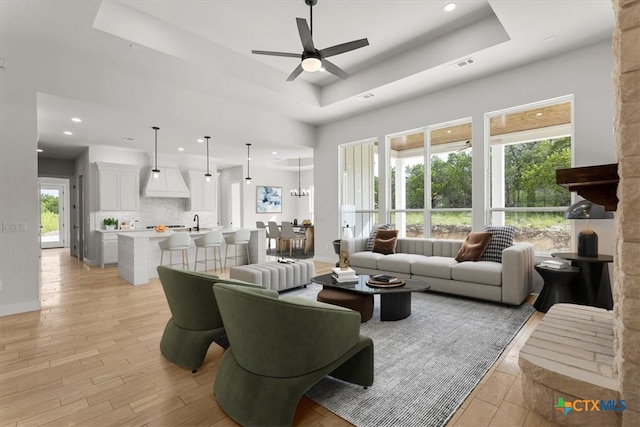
[188,171,216,211]
[100,232,118,266]
[96,162,140,211]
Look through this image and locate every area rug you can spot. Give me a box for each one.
[287,284,534,427]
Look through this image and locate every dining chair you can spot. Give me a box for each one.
[267,221,282,253]
[280,221,306,257]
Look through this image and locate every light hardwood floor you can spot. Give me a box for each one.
[0,249,557,426]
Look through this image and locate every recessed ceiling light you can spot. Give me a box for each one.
[178,147,185,151]
[37,148,43,153]
[63,131,73,135]
[444,3,457,12]
[197,138,204,143]
[358,92,375,100]
[71,117,82,123]
[272,151,278,155]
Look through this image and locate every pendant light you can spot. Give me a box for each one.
[290,157,310,197]
[245,143,252,185]
[204,136,212,183]
[151,126,160,179]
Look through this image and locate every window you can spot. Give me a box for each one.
[388,119,472,239]
[389,129,425,237]
[339,139,379,237]
[429,121,472,240]
[488,99,572,254]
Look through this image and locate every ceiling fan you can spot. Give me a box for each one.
[251,0,369,81]
[457,141,472,152]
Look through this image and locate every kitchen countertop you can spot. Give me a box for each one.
[114,228,256,238]
[97,227,226,235]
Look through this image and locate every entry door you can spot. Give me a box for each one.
[40,183,66,248]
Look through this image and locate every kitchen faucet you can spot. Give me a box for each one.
[193,214,200,231]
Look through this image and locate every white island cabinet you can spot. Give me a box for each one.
[117,228,266,285]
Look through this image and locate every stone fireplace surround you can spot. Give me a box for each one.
[519,2,639,425]
[612,0,640,425]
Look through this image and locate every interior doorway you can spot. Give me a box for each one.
[229,181,242,228]
[70,175,84,260]
[39,178,69,249]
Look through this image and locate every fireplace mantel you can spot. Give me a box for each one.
[556,163,619,211]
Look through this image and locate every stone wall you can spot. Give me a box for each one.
[612,0,640,425]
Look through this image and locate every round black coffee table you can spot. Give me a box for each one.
[311,273,430,321]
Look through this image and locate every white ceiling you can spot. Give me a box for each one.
[1,0,614,169]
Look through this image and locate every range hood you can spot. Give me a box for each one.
[143,167,190,198]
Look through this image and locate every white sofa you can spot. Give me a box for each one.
[341,237,535,305]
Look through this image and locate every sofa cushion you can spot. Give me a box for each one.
[376,254,425,275]
[411,256,459,280]
[480,226,515,263]
[455,232,493,262]
[372,229,398,255]
[350,251,386,270]
[365,223,391,251]
[452,261,502,286]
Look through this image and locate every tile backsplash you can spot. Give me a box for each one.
[96,197,217,229]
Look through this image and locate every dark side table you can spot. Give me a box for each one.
[551,252,614,310]
[533,264,581,313]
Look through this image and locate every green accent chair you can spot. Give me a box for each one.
[156,266,261,372]
[213,283,374,427]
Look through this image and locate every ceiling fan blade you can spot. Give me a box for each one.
[252,50,301,58]
[322,59,349,80]
[286,64,304,81]
[319,38,369,58]
[456,141,472,152]
[296,18,315,52]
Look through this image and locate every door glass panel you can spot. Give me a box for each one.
[41,186,63,248]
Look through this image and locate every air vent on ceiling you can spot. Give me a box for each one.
[358,92,375,100]
[449,57,475,70]
[122,137,135,142]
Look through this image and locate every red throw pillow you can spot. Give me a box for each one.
[455,232,493,262]
[372,229,399,255]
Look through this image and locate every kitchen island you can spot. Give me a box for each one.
[117,228,266,285]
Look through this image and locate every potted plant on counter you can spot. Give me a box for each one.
[104,218,118,230]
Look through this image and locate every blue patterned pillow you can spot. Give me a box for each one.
[365,223,391,251]
[479,226,515,263]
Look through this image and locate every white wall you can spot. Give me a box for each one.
[0,43,40,315]
[243,166,312,228]
[313,41,616,263]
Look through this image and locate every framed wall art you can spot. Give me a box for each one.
[256,186,282,213]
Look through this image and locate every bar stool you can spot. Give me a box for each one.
[194,230,223,272]
[224,229,251,269]
[158,233,191,270]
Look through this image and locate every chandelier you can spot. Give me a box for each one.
[290,157,310,197]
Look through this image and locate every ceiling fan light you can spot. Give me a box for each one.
[301,56,322,72]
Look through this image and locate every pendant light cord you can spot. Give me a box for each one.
[205,136,210,175]
[152,126,160,174]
